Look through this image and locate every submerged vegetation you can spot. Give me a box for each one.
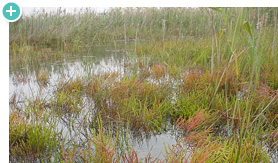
[10,7,278,162]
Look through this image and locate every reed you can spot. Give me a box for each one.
[9,7,278,162]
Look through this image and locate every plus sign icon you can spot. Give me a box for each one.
[2,2,21,22]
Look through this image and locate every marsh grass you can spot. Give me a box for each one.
[86,74,173,133]
[52,78,85,114]
[190,136,270,163]
[9,110,60,162]
[9,7,278,162]
[37,70,50,87]
[151,63,166,79]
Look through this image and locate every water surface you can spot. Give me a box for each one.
[9,49,178,160]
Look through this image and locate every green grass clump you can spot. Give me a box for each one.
[37,70,50,87]
[9,7,278,162]
[190,136,270,163]
[9,111,60,162]
[9,44,65,68]
[87,74,172,132]
[52,78,85,114]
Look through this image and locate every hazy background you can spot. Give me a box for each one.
[22,7,109,16]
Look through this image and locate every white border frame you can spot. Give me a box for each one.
[2,0,278,162]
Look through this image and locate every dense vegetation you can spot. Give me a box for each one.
[10,7,278,162]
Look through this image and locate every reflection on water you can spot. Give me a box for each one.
[10,48,277,162]
[132,130,178,159]
[9,53,125,99]
[9,49,179,160]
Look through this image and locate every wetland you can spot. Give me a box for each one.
[9,7,278,162]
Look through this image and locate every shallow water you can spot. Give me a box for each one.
[133,132,177,159]
[10,53,125,99]
[11,49,277,162]
[9,49,179,160]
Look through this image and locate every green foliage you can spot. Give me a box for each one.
[9,111,60,162]
[9,7,278,162]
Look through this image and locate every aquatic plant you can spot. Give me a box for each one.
[9,110,60,162]
[37,70,49,87]
[9,7,278,162]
